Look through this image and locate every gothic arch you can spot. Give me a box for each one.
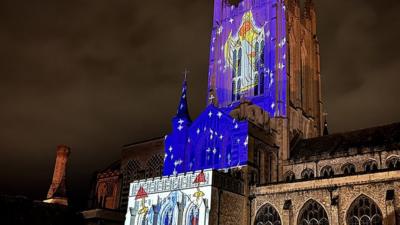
[320,166,334,178]
[265,150,279,183]
[363,160,378,172]
[342,163,356,175]
[346,194,383,225]
[255,203,281,225]
[297,199,329,225]
[159,196,179,225]
[301,168,314,180]
[96,182,108,208]
[386,155,400,170]
[284,171,296,182]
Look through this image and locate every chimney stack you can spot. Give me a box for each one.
[44,145,71,206]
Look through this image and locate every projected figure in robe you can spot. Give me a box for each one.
[225,11,265,101]
[188,207,199,225]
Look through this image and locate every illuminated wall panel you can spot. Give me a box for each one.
[163,105,248,176]
[208,0,287,117]
[125,170,213,225]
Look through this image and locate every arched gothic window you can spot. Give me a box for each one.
[254,41,260,96]
[255,203,281,225]
[386,156,400,170]
[232,50,237,78]
[254,73,259,96]
[260,41,265,65]
[347,195,383,225]
[342,163,356,175]
[259,41,265,95]
[320,166,334,178]
[255,42,260,67]
[301,169,314,180]
[237,79,242,100]
[298,200,329,225]
[364,160,378,172]
[284,171,296,182]
[238,48,242,78]
[232,80,236,102]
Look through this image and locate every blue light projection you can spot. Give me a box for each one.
[163,79,249,175]
[208,0,287,117]
[163,0,287,176]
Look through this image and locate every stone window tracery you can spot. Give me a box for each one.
[364,160,378,172]
[124,160,142,183]
[146,154,164,178]
[284,171,296,182]
[298,200,329,225]
[255,203,281,225]
[346,195,383,225]
[301,169,314,180]
[386,156,400,170]
[320,166,334,178]
[342,163,356,175]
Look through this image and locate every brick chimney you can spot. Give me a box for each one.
[43,145,71,206]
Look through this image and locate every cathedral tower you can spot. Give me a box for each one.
[286,0,323,139]
[164,0,323,178]
[207,0,323,164]
[44,145,70,206]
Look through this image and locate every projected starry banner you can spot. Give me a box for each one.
[164,105,248,176]
[208,0,287,117]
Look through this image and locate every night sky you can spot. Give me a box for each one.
[1,0,399,209]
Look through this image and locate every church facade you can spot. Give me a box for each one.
[86,1,400,225]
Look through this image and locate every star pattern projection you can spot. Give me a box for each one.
[164,0,288,176]
[163,81,249,176]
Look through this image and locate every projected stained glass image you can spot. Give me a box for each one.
[208,0,287,117]
[224,11,265,100]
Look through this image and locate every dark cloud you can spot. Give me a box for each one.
[316,0,400,132]
[0,0,399,208]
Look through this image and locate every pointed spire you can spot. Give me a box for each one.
[176,70,191,121]
[323,113,329,136]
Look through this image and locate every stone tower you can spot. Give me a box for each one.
[286,0,323,139]
[205,0,323,169]
[44,145,70,206]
